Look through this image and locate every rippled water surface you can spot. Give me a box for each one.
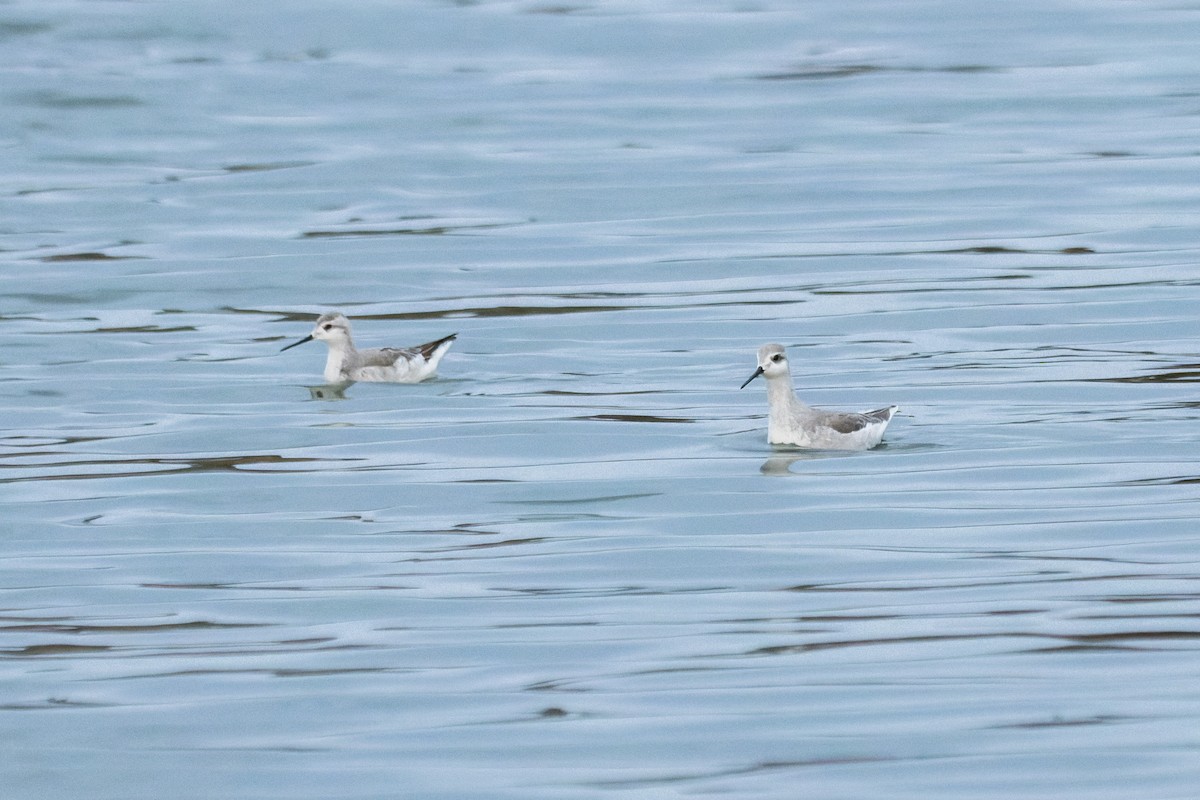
[5,1,1200,798]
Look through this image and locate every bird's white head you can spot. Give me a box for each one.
[280,311,354,353]
[310,312,352,345]
[740,343,789,388]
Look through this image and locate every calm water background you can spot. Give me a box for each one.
[4,1,1200,797]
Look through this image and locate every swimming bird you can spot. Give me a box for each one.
[740,343,897,450]
[280,311,456,385]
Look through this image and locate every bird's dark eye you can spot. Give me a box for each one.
[771,354,783,362]
[322,324,333,331]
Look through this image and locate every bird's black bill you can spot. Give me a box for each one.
[280,334,313,352]
[739,366,764,389]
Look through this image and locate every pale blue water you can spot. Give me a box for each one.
[4,1,1200,798]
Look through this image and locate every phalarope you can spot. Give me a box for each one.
[280,312,456,385]
[740,343,897,450]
